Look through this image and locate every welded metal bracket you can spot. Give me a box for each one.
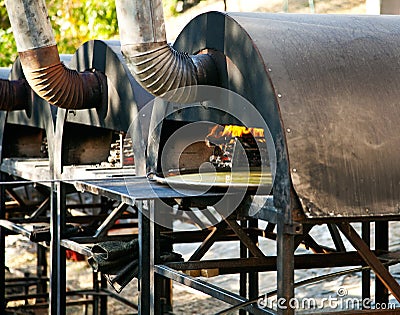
[283,222,303,235]
[93,202,129,238]
[239,195,277,223]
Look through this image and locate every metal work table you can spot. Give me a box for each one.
[70,174,400,315]
[1,158,52,184]
[73,176,227,203]
[0,158,138,183]
[71,176,273,314]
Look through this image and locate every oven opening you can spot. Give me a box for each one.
[157,121,273,189]
[206,124,266,171]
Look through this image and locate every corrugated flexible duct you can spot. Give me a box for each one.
[0,78,29,111]
[4,0,106,110]
[115,0,218,102]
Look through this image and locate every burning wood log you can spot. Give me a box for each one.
[205,125,267,170]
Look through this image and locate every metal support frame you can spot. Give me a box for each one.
[328,223,346,252]
[276,216,295,315]
[375,221,389,304]
[226,218,265,258]
[39,176,400,315]
[240,220,248,315]
[50,181,66,315]
[338,222,400,301]
[189,225,221,261]
[29,196,50,219]
[248,218,259,301]
[93,203,129,238]
[36,244,48,303]
[362,222,371,304]
[100,275,108,315]
[155,265,275,315]
[239,218,260,315]
[138,200,153,315]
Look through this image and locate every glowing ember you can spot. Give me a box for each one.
[205,124,266,170]
[206,125,264,140]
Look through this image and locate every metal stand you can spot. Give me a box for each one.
[50,181,66,315]
[362,222,371,305]
[277,217,295,315]
[338,222,400,301]
[138,201,154,315]
[375,221,389,304]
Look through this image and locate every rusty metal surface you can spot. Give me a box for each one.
[175,12,400,219]
[19,45,106,110]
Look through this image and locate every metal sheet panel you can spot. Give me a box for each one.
[175,12,400,218]
[74,177,226,203]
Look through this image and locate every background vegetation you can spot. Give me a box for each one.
[0,0,185,67]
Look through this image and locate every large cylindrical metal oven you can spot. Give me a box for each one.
[148,12,400,220]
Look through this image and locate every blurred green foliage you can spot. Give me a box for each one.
[0,0,119,67]
[0,0,187,68]
[0,0,14,67]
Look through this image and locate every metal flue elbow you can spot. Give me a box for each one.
[115,0,218,103]
[5,0,106,110]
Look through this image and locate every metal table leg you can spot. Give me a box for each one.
[100,273,108,315]
[37,244,48,303]
[138,200,153,315]
[240,220,247,315]
[375,221,389,304]
[362,222,371,304]
[277,217,295,315]
[50,182,66,315]
[249,218,259,302]
[154,200,173,314]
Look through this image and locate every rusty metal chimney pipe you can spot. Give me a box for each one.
[4,0,106,109]
[0,79,29,111]
[115,0,217,102]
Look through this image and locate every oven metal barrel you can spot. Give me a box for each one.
[173,12,400,219]
[0,57,59,164]
[54,40,153,176]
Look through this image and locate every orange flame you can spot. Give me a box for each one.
[207,125,264,139]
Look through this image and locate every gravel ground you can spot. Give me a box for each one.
[5,222,400,314]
